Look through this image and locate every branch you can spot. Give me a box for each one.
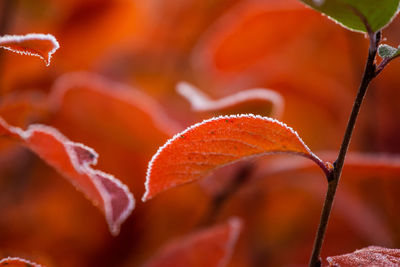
[308,31,381,267]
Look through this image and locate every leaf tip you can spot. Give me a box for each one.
[0,33,60,66]
[90,170,136,236]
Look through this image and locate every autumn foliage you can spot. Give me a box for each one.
[1,0,400,266]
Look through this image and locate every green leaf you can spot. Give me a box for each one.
[300,0,400,33]
[378,44,400,59]
[378,44,397,58]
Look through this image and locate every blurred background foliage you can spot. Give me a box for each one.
[1,0,400,266]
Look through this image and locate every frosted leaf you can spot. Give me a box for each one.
[327,246,400,266]
[378,44,398,58]
[0,257,42,267]
[0,33,59,66]
[143,114,330,201]
[0,117,135,235]
[176,82,284,118]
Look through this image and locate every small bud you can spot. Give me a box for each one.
[378,44,397,58]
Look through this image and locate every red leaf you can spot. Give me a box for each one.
[176,82,284,118]
[143,114,330,201]
[0,33,59,66]
[0,117,134,235]
[327,246,400,266]
[143,217,243,267]
[0,257,42,267]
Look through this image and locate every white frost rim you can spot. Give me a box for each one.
[176,81,284,118]
[0,33,59,66]
[142,114,327,202]
[0,117,135,236]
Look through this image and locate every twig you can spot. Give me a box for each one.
[308,31,381,267]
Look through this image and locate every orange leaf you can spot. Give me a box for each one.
[191,0,315,73]
[0,117,134,235]
[143,114,330,201]
[0,90,48,128]
[49,72,179,153]
[143,217,242,267]
[0,33,59,66]
[0,257,42,267]
[327,246,400,266]
[176,82,284,118]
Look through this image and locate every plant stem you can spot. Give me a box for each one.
[308,31,381,267]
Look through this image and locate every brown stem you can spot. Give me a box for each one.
[308,31,381,267]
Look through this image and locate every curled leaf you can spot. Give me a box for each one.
[327,246,400,266]
[0,33,59,66]
[0,257,42,267]
[0,117,134,235]
[143,217,243,267]
[176,82,284,118]
[143,114,330,201]
[300,0,400,33]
